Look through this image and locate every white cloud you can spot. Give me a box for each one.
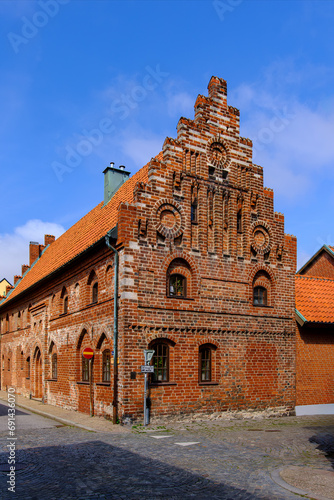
[166,91,194,118]
[0,220,65,284]
[229,62,334,202]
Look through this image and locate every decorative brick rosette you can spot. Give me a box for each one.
[206,136,231,170]
[154,199,184,239]
[250,221,272,255]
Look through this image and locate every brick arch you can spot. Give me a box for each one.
[195,337,219,349]
[96,332,111,350]
[87,269,98,285]
[76,328,91,351]
[146,333,177,346]
[248,264,276,284]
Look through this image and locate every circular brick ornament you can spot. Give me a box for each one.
[251,223,271,255]
[155,201,183,239]
[207,136,231,170]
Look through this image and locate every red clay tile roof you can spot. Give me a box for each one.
[295,274,334,324]
[1,160,152,307]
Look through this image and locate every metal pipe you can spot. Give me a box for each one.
[105,232,119,424]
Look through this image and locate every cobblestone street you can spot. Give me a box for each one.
[0,401,333,499]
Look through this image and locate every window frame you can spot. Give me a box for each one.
[82,355,89,382]
[253,285,267,306]
[151,342,169,383]
[102,349,111,383]
[168,273,186,298]
[92,282,98,304]
[51,353,58,380]
[199,345,212,382]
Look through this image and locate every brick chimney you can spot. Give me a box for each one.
[14,275,22,285]
[44,234,55,246]
[22,264,30,275]
[6,285,14,295]
[103,162,130,205]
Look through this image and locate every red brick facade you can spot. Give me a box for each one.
[296,246,334,407]
[0,77,297,421]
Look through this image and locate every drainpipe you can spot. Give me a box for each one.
[105,231,119,424]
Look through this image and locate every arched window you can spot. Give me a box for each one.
[92,282,98,303]
[169,274,186,297]
[167,258,192,299]
[52,353,58,379]
[151,341,169,383]
[61,287,68,314]
[21,351,24,370]
[88,270,98,304]
[253,286,267,306]
[252,270,272,307]
[102,349,111,382]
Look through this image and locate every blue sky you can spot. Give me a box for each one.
[1,0,334,282]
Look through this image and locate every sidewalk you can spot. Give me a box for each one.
[0,390,129,433]
[1,389,333,500]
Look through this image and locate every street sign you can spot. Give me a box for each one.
[83,348,94,359]
[141,365,154,373]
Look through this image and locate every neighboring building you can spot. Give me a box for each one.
[0,278,12,298]
[0,77,297,422]
[295,245,334,415]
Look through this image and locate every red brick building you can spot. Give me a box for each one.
[295,245,334,415]
[0,77,297,421]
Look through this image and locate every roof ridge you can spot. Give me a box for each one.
[295,274,334,282]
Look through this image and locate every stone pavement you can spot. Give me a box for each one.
[0,390,333,499]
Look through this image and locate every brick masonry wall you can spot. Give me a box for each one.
[300,250,334,279]
[296,323,334,405]
[0,77,297,420]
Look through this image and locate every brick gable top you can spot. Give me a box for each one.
[0,160,151,307]
[297,245,334,277]
[295,274,334,325]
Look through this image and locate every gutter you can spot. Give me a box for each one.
[295,308,307,327]
[105,229,119,425]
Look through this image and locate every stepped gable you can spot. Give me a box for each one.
[1,159,151,306]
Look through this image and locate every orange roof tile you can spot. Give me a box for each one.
[1,160,151,307]
[295,274,334,324]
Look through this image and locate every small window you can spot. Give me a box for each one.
[63,295,68,314]
[191,202,198,223]
[92,282,98,303]
[237,210,242,232]
[21,351,24,370]
[82,355,89,382]
[8,358,10,371]
[209,165,215,176]
[151,343,169,382]
[169,274,186,298]
[199,346,211,382]
[52,353,57,379]
[102,349,111,382]
[26,357,30,378]
[253,286,267,306]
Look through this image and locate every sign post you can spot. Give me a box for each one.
[83,348,94,417]
[143,350,155,426]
